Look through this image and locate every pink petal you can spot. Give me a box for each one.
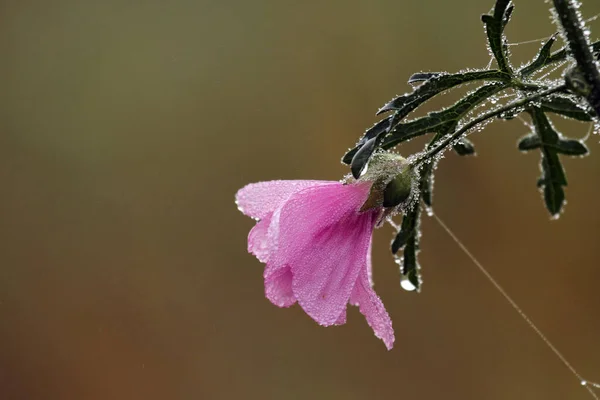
[350,265,395,350]
[235,180,334,220]
[334,309,347,325]
[264,264,296,307]
[273,182,376,326]
[247,214,273,263]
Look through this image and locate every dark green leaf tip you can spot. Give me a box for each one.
[525,108,571,217]
[520,34,557,77]
[350,137,377,179]
[556,139,588,156]
[453,138,476,156]
[407,72,443,84]
[482,0,513,73]
[539,96,593,121]
[400,237,421,291]
[518,133,541,151]
[342,118,392,165]
[342,147,358,165]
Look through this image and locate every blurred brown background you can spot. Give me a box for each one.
[0,1,599,399]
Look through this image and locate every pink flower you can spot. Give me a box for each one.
[235,179,395,350]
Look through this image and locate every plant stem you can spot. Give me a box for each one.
[552,0,600,117]
[414,85,566,167]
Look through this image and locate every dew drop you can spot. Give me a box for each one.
[400,277,417,292]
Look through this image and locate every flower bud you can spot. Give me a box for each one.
[358,153,414,212]
[383,169,413,208]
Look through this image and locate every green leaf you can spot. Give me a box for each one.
[519,35,557,77]
[402,237,421,290]
[391,209,418,254]
[501,4,514,28]
[342,117,391,164]
[542,176,565,216]
[351,137,377,179]
[481,0,514,73]
[377,70,510,117]
[555,138,588,156]
[453,138,476,155]
[392,206,422,291]
[517,133,541,151]
[545,39,600,66]
[527,108,568,216]
[420,162,435,207]
[381,83,506,149]
[539,95,593,121]
[407,72,443,84]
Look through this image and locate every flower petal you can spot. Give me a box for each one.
[334,308,347,325]
[235,180,334,220]
[264,264,296,307]
[248,214,273,263]
[349,265,395,350]
[274,182,376,326]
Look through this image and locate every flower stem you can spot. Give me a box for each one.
[552,0,600,117]
[414,85,566,167]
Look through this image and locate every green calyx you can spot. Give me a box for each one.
[358,153,414,212]
[383,169,413,208]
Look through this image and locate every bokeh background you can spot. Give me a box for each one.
[1,1,599,399]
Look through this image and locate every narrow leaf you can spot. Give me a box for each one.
[342,117,391,164]
[407,72,443,84]
[381,83,506,150]
[546,40,600,66]
[520,35,557,77]
[518,133,541,151]
[393,207,422,291]
[453,138,476,155]
[351,137,377,179]
[392,210,418,254]
[539,96,593,121]
[420,162,435,207]
[527,108,568,216]
[481,0,513,73]
[377,70,510,116]
[402,237,421,290]
[555,139,588,156]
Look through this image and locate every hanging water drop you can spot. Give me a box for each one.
[400,276,417,292]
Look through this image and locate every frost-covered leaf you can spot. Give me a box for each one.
[518,133,541,151]
[527,108,568,217]
[407,72,443,84]
[546,40,600,66]
[539,95,594,121]
[342,72,510,164]
[419,162,435,208]
[351,137,378,179]
[556,138,588,156]
[402,237,421,290]
[392,207,418,254]
[520,35,557,77]
[453,138,476,156]
[342,117,391,165]
[381,83,506,149]
[481,0,513,73]
[377,70,510,116]
[392,206,421,291]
